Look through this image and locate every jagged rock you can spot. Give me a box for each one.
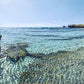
[6,44,29,62]
[0,35,2,40]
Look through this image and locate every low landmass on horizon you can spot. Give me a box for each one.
[68,24,84,28]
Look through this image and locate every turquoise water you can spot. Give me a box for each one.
[1,27,84,53]
[0,27,84,83]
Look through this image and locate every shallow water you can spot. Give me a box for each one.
[0,27,84,83]
[1,27,84,53]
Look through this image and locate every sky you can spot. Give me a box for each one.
[0,0,84,27]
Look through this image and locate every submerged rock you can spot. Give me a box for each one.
[0,35,2,40]
[6,44,29,62]
[20,71,37,84]
[17,43,29,49]
[42,51,74,60]
[19,48,84,84]
[30,53,46,59]
[0,55,2,59]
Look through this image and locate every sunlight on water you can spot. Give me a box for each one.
[0,56,35,84]
[0,27,84,83]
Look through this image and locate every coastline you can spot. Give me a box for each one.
[68,24,84,28]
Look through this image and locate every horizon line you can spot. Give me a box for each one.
[0,24,65,27]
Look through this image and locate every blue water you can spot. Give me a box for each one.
[1,27,84,54]
[0,27,84,83]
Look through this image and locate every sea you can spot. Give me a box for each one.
[0,27,84,83]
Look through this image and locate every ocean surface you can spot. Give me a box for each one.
[1,27,84,53]
[0,27,84,83]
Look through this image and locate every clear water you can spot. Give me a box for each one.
[0,27,84,83]
[1,27,84,53]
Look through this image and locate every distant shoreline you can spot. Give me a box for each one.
[68,24,84,28]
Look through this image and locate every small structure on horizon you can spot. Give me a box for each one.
[63,26,66,28]
[0,35,2,40]
[0,35,1,53]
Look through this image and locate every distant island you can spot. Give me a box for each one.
[68,24,84,28]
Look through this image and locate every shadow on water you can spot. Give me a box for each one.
[24,34,60,37]
[47,35,84,41]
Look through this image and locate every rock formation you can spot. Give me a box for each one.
[0,35,2,40]
[6,43,29,62]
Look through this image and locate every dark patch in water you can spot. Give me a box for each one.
[47,38,72,41]
[25,31,49,32]
[24,34,59,37]
[47,35,84,40]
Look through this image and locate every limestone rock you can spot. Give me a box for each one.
[6,45,29,62]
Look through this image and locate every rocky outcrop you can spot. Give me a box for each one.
[0,35,2,40]
[6,43,29,62]
[63,26,66,28]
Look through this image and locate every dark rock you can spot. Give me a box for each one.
[63,26,66,28]
[55,51,74,59]
[0,55,2,59]
[6,45,29,62]
[17,43,29,49]
[0,53,4,59]
[20,71,37,84]
[56,51,73,55]
[30,53,46,59]
[29,62,44,69]
[0,45,1,53]
[0,35,2,40]
[76,47,84,51]
[43,51,74,60]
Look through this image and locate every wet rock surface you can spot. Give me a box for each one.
[6,43,29,62]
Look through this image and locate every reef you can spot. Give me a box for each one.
[19,47,84,84]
